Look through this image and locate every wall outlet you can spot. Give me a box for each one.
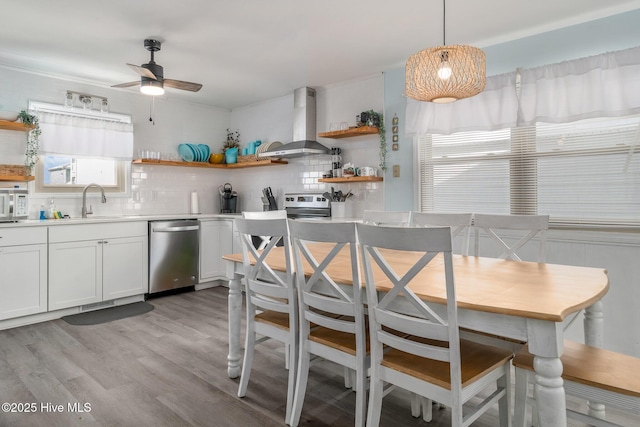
[392,164,400,177]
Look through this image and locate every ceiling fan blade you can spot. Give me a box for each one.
[164,79,203,92]
[127,63,157,79]
[111,81,140,88]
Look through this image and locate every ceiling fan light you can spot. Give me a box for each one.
[140,79,164,96]
[406,45,486,103]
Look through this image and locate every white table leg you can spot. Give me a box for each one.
[528,320,566,427]
[227,272,243,378]
[584,301,606,419]
[533,356,566,427]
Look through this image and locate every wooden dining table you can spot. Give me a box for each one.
[223,243,609,427]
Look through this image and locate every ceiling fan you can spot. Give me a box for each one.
[112,39,202,95]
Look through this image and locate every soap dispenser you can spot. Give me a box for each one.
[48,198,56,219]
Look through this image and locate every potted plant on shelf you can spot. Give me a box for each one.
[17,110,41,174]
[362,110,386,171]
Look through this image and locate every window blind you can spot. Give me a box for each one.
[418,115,640,226]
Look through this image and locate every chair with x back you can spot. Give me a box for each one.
[287,219,368,427]
[357,223,513,427]
[235,217,297,425]
[411,212,474,256]
[473,213,549,262]
[242,210,288,250]
[362,210,411,227]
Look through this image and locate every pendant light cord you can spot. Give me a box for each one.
[442,0,446,45]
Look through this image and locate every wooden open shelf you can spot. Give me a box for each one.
[317,126,379,139]
[0,175,34,182]
[132,158,288,169]
[0,120,33,131]
[318,176,383,183]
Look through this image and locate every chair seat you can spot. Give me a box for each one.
[382,339,513,390]
[309,326,370,356]
[514,341,640,398]
[255,309,290,329]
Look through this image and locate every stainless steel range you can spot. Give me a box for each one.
[283,192,331,218]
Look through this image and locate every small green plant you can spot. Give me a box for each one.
[363,110,386,171]
[223,128,240,152]
[17,110,41,173]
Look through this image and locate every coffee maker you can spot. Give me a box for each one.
[219,183,238,213]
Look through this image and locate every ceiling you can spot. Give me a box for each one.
[1,0,639,110]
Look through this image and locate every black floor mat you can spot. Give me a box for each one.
[61,302,154,325]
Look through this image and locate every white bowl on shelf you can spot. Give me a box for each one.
[0,111,19,121]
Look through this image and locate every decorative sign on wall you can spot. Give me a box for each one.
[392,113,399,150]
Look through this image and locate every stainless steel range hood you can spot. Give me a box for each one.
[258,87,330,158]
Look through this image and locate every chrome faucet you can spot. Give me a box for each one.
[82,183,107,218]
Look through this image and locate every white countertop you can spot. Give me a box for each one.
[0,213,242,228]
[0,213,365,229]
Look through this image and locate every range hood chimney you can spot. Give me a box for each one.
[258,87,330,158]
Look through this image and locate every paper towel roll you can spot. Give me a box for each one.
[190,191,200,214]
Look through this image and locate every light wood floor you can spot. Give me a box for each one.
[0,286,633,426]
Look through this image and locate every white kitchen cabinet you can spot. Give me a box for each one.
[199,218,234,282]
[0,227,47,320]
[49,222,148,311]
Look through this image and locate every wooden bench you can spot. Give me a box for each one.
[513,340,640,427]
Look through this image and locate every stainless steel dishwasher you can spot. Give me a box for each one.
[148,219,200,294]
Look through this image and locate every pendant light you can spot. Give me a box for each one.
[405,0,486,103]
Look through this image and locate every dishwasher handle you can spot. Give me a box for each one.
[153,225,200,232]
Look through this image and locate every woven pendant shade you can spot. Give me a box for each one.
[406,45,486,103]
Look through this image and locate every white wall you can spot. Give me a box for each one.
[0,66,230,217]
[1,66,385,217]
[223,74,385,215]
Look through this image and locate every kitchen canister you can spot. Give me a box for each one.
[225,147,238,164]
[331,201,347,218]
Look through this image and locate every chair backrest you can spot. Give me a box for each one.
[242,210,288,219]
[362,210,411,226]
[242,210,288,249]
[287,219,365,351]
[235,218,295,319]
[473,213,549,262]
[411,212,474,256]
[356,223,462,395]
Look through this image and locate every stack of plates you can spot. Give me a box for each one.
[256,141,283,160]
[178,143,211,162]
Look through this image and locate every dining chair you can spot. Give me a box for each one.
[235,217,297,425]
[513,341,640,427]
[362,210,411,227]
[357,223,513,427]
[408,211,474,419]
[411,212,474,256]
[473,213,549,262]
[287,219,368,427]
[242,210,288,250]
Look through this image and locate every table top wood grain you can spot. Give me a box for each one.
[224,242,609,322]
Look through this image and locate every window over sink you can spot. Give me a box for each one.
[28,101,133,194]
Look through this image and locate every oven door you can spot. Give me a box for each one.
[286,208,331,219]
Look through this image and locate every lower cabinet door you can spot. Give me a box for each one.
[199,219,233,282]
[102,236,148,300]
[49,240,102,311]
[0,244,47,320]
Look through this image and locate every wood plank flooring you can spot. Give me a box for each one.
[0,286,634,426]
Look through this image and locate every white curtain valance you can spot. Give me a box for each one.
[406,45,640,135]
[518,46,640,126]
[37,110,134,160]
[406,72,519,135]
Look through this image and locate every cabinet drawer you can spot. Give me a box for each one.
[0,226,47,247]
[49,221,148,243]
